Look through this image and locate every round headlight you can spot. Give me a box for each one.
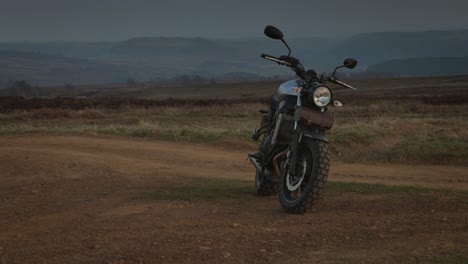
[312,86,331,107]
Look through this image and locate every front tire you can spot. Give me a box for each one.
[279,139,329,214]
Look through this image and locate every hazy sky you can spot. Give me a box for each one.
[1,0,467,41]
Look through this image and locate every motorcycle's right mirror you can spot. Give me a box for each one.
[264,25,284,40]
[343,58,358,69]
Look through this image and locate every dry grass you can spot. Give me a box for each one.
[1,101,466,165]
[0,104,262,142]
[0,76,467,164]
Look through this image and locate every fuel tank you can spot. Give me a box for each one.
[278,79,305,96]
[276,79,303,114]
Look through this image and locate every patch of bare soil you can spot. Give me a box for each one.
[0,135,466,263]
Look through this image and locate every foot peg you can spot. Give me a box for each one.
[248,151,263,160]
[248,151,263,171]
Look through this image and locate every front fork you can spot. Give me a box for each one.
[288,89,303,175]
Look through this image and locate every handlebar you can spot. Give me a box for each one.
[328,77,357,90]
[261,53,357,91]
[261,54,291,66]
[261,53,308,81]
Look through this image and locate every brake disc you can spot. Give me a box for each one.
[286,160,307,191]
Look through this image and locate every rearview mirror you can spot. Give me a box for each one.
[264,25,284,40]
[343,58,358,69]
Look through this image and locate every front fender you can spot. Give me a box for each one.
[301,132,329,143]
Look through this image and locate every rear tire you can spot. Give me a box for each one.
[279,139,329,214]
[255,168,278,196]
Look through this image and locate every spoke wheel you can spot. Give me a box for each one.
[279,139,329,214]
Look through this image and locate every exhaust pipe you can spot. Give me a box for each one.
[273,150,287,177]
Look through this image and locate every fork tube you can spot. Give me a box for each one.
[294,91,301,130]
[289,91,302,176]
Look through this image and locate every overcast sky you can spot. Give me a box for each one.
[1,0,467,41]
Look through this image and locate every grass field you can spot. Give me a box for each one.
[1,76,467,263]
[1,75,467,165]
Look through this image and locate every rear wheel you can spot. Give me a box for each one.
[279,139,329,214]
[255,168,278,196]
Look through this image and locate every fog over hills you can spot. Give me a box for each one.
[332,30,468,65]
[0,50,132,86]
[367,56,468,76]
[0,30,467,87]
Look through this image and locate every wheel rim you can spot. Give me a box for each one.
[286,159,307,191]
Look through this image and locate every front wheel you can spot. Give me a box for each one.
[279,139,329,214]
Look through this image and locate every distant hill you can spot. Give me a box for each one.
[1,30,468,86]
[109,37,256,75]
[0,50,130,86]
[332,30,468,66]
[0,37,342,82]
[0,42,114,59]
[111,37,236,57]
[367,56,468,76]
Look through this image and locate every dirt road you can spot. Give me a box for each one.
[0,136,467,263]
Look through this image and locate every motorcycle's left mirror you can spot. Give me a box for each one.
[264,25,284,40]
[343,58,358,69]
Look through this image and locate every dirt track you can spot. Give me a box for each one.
[0,136,467,263]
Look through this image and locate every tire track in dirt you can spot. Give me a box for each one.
[0,135,466,190]
[331,163,468,190]
[0,135,467,263]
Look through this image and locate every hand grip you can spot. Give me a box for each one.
[261,53,278,59]
[260,54,291,66]
[335,79,356,90]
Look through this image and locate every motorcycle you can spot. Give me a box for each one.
[248,25,358,214]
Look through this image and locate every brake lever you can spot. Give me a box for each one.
[335,79,356,90]
[261,54,291,66]
[279,56,300,67]
[328,77,357,91]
